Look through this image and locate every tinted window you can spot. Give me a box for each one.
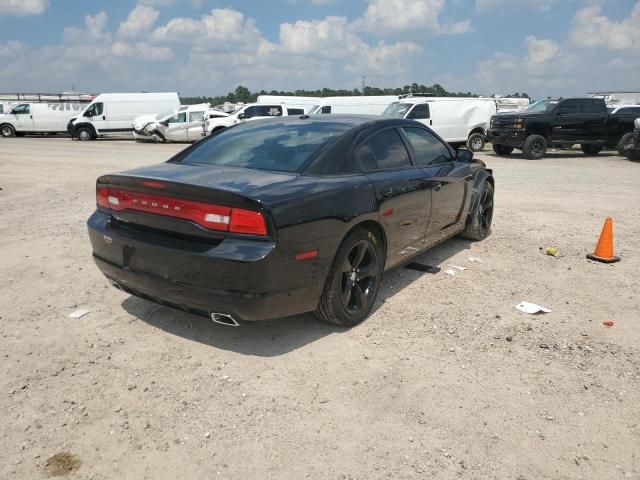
[616,107,640,116]
[559,100,582,114]
[403,127,452,166]
[12,104,30,114]
[179,120,350,173]
[355,129,412,171]
[583,100,606,114]
[84,102,103,117]
[321,106,332,114]
[189,111,205,123]
[407,104,429,120]
[244,105,283,118]
[287,108,305,115]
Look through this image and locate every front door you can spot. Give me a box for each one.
[355,127,430,267]
[83,102,106,132]
[552,99,606,143]
[163,111,187,141]
[10,104,34,131]
[400,126,472,244]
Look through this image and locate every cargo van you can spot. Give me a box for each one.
[133,103,211,143]
[203,102,300,136]
[0,102,87,137]
[382,96,498,151]
[69,92,179,141]
[309,96,399,115]
[257,95,319,114]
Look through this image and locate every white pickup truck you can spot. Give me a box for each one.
[203,103,304,137]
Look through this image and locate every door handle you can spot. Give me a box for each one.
[102,115,106,120]
[429,119,433,126]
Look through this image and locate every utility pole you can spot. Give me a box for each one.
[361,76,366,96]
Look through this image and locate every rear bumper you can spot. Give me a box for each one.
[487,129,526,148]
[88,211,326,322]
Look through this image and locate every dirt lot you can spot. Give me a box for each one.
[1,137,639,480]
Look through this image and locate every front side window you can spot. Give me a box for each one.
[320,106,332,114]
[558,100,582,115]
[189,111,205,123]
[167,112,186,124]
[11,104,30,115]
[402,127,452,166]
[407,103,429,120]
[84,102,103,117]
[382,102,413,118]
[355,129,412,171]
[178,120,350,173]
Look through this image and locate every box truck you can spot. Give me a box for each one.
[68,92,180,141]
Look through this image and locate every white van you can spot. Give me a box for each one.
[309,96,399,115]
[69,92,179,141]
[0,102,87,137]
[203,102,300,136]
[382,96,498,151]
[133,104,210,143]
[257,95,319,114]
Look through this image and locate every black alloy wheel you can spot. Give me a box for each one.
[460,181,494,240]
[316,228,383,327]
[340,240,378,315]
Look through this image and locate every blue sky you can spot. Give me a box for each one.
[1,0,639,98]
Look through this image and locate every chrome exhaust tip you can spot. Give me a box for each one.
[210,312,240,327]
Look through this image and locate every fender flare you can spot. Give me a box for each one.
[466,169,494,226]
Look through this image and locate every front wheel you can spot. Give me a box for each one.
[522,134,547,160]
[76,127,95,141]
[1,124,16,137]
[467,133,485,152]
[316,228,383,327]
[460,181,494,241]
[492,144,514,155]
[581,144,602,155]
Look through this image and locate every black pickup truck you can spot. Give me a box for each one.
[488,98,639,159]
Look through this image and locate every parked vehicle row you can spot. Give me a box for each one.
[488,97,638,159]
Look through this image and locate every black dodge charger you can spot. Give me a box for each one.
[88,115,494,327]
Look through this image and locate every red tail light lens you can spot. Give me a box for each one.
[96,186,267,236]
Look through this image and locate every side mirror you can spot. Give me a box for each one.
[456,148,473,163]
[238,112,247,120]
[161,120,169,126]
[84,111,93,118]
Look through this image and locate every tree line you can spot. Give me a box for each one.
[181,84,530,106]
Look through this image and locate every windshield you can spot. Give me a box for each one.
[382,102,413,118]
[525,100,558,113]
[178,120,351,173]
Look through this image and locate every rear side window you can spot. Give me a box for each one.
[189,111,205,123]
[583,100,606,114]
[287,108,305,115]
[616,107,640,116]
[244,105,283,118]
[320,106,332,114]
[407,103,429,120]
[355,129,412,171]
[402,127,453,166]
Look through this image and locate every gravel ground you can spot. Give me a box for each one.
[1,137,639,480]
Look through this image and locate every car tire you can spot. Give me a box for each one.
[460,181,494,241]
[626,150,640,161]
[1,124,16,137]
[316,227,383,327]
[617,133,634,156]
[581,144,602,155]
[522,134,547,160]
[492,144,514,155]
[76,126,95,141]
[467,133,485,152]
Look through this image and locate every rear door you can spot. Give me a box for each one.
[553,99,606,143]
[186,110,205,141]
[10,104,34,131]
[355,127,431,267]
[401,126,472,244]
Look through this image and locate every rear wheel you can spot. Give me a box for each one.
[617,133,634,156]
[460,181,494,241]
[626,150,640,161]
[316,228,383,327]
[492,144,514,155]
[581,144,602,155]
[522,134,547,160]
[467,133,485,152]
[1,124,15,137]
[76,127,95,141]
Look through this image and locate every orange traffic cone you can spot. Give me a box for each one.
[587,217,620,263]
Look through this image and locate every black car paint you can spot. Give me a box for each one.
[88,116,492,322]
[488,98,636,149]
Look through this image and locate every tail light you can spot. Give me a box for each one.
[96,186,267,236]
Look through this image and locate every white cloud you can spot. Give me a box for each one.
[525,36,559,66]
[476,0,556,12]
[117,5,159,39]
[0,0,48,16]
[570,2,640,50]
[353,0,471,34]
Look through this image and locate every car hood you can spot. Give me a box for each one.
[133,114,160,130]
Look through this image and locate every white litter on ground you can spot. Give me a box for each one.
[448,264,467,271]
[515,302,551,315]
[468,257,483,263]
[444,269,456,276]
[69,308,90,318]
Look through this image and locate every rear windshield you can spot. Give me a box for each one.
[178,120,351,173]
